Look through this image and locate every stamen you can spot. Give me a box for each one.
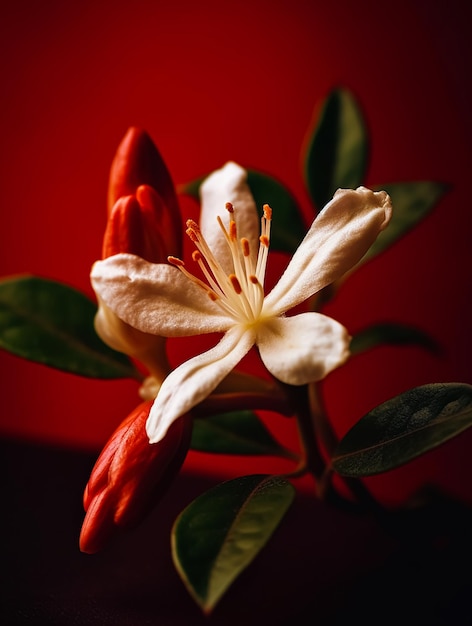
[168,200,274,324]
[263,203,272,220]
[241,238,250,257]
[250,273,264,314]
[186,218,200,232]
[168,254,215,296]
[229,274,242,294]
[186,227,198,244]
[229,220,237,241]
[168,256,185,267]
[255,204,272,286]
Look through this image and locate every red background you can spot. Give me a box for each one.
[1,0,471,506]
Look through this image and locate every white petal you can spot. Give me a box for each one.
[146,325,256,443]
[257,313,350,385]
[91,253,232,337]
[264,187,392,315]
[199,162,260,273]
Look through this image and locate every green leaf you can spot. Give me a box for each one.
[350,323,442,356]
[246,170,306,253]
[180,170,306,255]
[303,88,368,210]
[0,275,139,379]
[179,176,202,199]
[332,383,472,477]
[361,181,449,264]
[191,411,297,458]
[172,474,295,613]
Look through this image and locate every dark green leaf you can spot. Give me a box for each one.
[246,170,306,253]
[179,176,202,199]
[350,323,442,356]
[332,383,472,477]
[303,88,368,210]
[172,474,295,613]
[0,275,139,379]
[191,411,297,458]
[361,181,449,264]
[180,170,306,254]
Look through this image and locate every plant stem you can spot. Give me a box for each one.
[283,383,326,487]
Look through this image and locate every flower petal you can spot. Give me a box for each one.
[146,325,256,443]
[263,187,392,315]
[91,253,232,337]
[257,313,350,385]
[199,162,260,273]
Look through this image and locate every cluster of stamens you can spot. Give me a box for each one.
[168,202,272,324]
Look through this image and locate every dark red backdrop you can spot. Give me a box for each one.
[1,0,471,505]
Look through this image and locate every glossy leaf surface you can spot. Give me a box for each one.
[172,474,295,613]
[332,383,472,477]
[246,170,306,253]
[0,275,139,378]
[350,323,442,356]
[304,88,368,210]
[361,181,449,264]
[191,411,296,458]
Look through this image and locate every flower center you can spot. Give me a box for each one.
[168,202,272,324]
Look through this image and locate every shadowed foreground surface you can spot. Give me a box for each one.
[1,438,471,625]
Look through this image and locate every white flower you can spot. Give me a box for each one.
[91,162,392,444]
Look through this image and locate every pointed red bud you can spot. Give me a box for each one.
[107,127,180,223]
[102,186,182,263]
[106,128,182,259]
[80,401,192,554]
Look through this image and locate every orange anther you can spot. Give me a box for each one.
[186,228,198,243]
[229,274,242,294]
[186,218,200,232]
[241,238,250,256]
[259,234,269,247]
[168,256,185,267]
[225,202,234,213]
[263,204,272,220]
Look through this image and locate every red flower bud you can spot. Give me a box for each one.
[105,127,182,261]
[102,189,170,263]
[79,401,192,554]
[108,127,175,210]
[96,133,184,375]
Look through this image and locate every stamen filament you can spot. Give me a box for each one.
[255,204,272,285]
[170,202,273,324]
[168,256,216,295]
